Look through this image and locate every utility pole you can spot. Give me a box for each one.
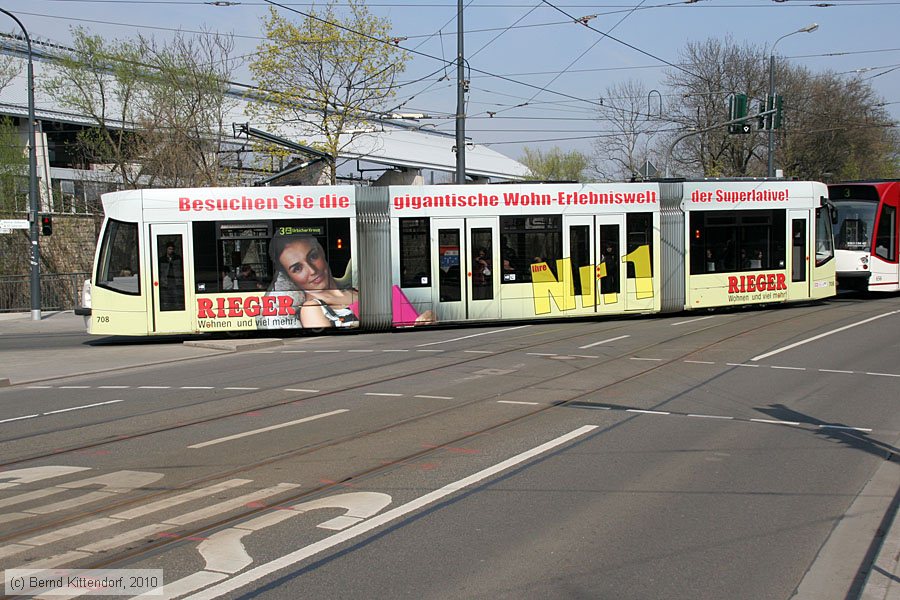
[767,23,818,177]
[455,0,466,184]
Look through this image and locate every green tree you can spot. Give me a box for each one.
[249,1,409,184]
[520,146,590,182]
[44,27,240,188]
[0,54,24,215]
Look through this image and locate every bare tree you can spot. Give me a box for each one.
[44,28,240,188]
[662,37,768,177]
[662,36,897,179]
[779,68,898,180]
[592,80,664,181]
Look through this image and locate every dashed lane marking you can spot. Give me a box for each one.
[188,410,349,449]
[557,401,875,432]
[579,334,630,349]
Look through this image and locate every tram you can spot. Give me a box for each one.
[81,179,836,336]
[829,180,900,291]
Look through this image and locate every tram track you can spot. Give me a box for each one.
[0,299,856,572]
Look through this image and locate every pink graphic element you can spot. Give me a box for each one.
[392,285,421,326]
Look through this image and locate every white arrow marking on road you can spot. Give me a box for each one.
[183,425,598,600]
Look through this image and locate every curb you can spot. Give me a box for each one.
[5,339,284,387]
[793,452,900,600]
[183,338,284,352]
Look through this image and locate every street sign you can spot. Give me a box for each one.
[0,219,29,229]
[0,228,11,234]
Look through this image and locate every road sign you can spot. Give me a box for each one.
[0,219,29,229]
[0,228,11,234]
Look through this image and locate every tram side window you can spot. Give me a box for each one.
[271,219,353,290]
[399,218,431,287]
[815,207,835,267]
[626,212,654,277]
[874,205,897,261]
[219,221,273,292]
[689,210,786,275]
[96,219,140,295]
[500,215,562,283]
[192,222,219,293]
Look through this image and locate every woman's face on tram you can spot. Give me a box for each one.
[279,238,332,290]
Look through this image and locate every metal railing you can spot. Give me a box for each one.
[0,272,90,312]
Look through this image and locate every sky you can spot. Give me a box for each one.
[2,0,899,165]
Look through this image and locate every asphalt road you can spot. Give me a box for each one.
[1,294,899,599]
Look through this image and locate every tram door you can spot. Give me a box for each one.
[466,218,501,320]
[150,224,194,333]
[565,217,595,313]
[595,215,627,314]
[430,218,500,322]
[431,219,466,322]
[788,210,811,300]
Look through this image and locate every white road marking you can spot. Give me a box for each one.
[417,349,444,353]
[415,324,530,347]
[98,385,130,389]
[627,409,671,415]
[867,372,900,378]
[725,363,759,368]
[42,400,123,415]
[819,369,854,374]
[630,357,663,362]
[671,315,716,326]
[571,355,599,359]
[283,350,306,353]
[347,349,374,353]
[0,414,38,424]
[224,387,258,391]
[112,479,253,520]
[819,424,873,432]
[498,400,540,405]
[771,365,806,371]
[579,334,630,349]
[750,418,801,426]
[0,466,91,492]
[284,388,319,393]
[161,483,301,526]
[313,350,340,353]
[365,393,403,397]
[687,414,734,420]
[182,425,598,600]
[182,386,214,390]
[382,349,409,353]
[751,310,900,361]
[684,360,715,365]
[464,350,493,354]
[188,410,348,449]
[58,386,90,389]
[527,353,557,357]
[139,386,170,389]
[25,385,53,389]
[414,395,453,400]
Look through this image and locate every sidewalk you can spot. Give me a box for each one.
[0,310,283,386]
[0,311,897,599]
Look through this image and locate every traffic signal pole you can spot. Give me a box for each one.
[0,9,40,320]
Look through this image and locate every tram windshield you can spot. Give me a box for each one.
[829,179,882,255]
